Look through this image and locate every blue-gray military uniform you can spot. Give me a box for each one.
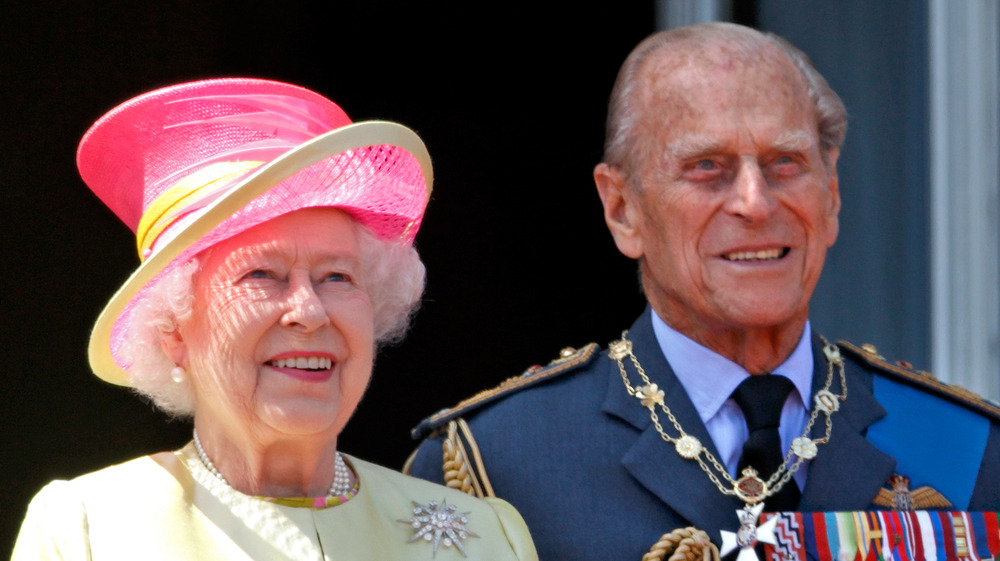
[407,308,1000,561]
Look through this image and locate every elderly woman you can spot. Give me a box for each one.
[13,78,537,561]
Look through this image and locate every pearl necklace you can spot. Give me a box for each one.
[193,430,353,497]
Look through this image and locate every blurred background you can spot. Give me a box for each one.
[2,0,997,554]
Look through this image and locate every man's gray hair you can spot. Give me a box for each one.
[603,22,847,177]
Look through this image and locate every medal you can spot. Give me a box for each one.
[720,503,778,561]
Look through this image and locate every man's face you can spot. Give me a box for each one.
[613,47,840,339]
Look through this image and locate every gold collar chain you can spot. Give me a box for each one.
[609,331,848,505]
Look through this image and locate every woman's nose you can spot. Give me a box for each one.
[280,279,330,332]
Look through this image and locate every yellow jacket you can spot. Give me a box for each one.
[13,444,537,561]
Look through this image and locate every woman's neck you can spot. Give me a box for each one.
[193,425,349,497]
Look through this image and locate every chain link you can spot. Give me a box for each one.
[611,330,848,504]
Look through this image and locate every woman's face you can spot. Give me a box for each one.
[166,208,374,445]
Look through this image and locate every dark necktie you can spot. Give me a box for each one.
[731,374,801,511]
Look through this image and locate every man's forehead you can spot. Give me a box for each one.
[636,45,813,128]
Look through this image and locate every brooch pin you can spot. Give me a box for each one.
[720,503,778,561]
[399,499,479,557]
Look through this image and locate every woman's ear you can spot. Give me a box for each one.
[159,327,188,367]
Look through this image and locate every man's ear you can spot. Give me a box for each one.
[594,162,645,259]
[159,327,188,367]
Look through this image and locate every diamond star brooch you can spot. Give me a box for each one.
[399,499,479,558]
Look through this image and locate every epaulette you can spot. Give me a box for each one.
[838,340,1000,422]
[411,343,601,439]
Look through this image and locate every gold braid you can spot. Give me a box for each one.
[642,527,721,561]
[443,420,480,496]
[441,419,495,498]
[442,441,474,494]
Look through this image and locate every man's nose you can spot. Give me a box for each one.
[724,160,777,222]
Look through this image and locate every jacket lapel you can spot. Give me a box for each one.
[602,309,744,537]
[799,334,896,510]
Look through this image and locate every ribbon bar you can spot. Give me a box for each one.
[760,511,999,561]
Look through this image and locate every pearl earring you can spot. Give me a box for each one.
[170,365,186,383]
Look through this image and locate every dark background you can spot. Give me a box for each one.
[1,1,658,551]
[2,1,935,555]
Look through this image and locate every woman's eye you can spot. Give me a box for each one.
[244,269,271,280]
[325,272,351,283]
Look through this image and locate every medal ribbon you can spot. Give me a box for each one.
[901,511,925,561]
[957,512,979,561]
[935,512,955,560]
[804,512,833,561]
[853,511,879,561]
[917,511,939,561]
[886,511,908,561]
[765,513,807,561]
[983,512,1000,559]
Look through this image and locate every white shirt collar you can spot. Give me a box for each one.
[649,312,814,424]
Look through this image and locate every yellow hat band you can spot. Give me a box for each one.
[135,161,264,260]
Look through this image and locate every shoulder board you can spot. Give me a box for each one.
[411,343,601,439]
[838,339,1000,422]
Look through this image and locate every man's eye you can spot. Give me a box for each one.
[682,159,724,182]
[768,156,801,177]
[325,272,351,283]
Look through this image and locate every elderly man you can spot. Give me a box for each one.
[408,22,1000,561]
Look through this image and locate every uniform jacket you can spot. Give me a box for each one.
[408,308,1000,561]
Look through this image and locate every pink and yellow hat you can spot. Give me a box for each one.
[78,77,432,386]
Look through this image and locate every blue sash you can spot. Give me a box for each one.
[867,376,989,509]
